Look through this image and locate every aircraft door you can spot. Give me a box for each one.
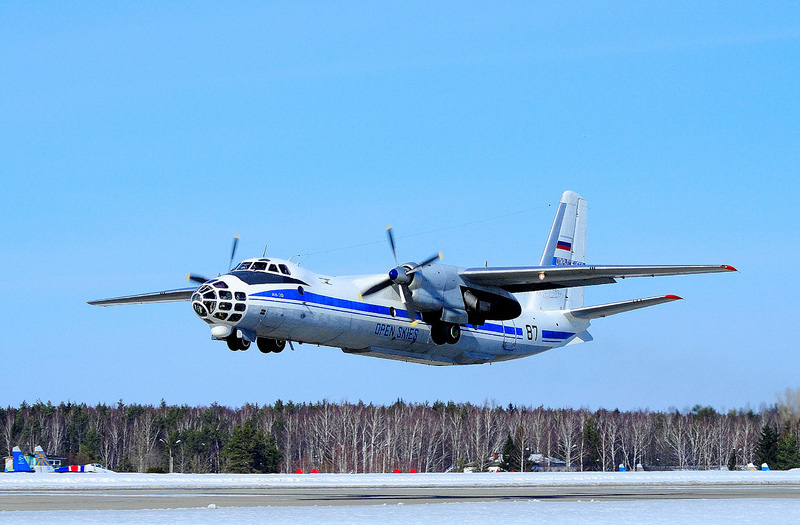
[502,319,517,351]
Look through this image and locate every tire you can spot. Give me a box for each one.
[257,338,273,353]
[257,338,286,354]
[226,335,239,351]
[430,323,447,345]
[446,324,461,344]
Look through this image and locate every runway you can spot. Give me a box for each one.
[2,481,799,511]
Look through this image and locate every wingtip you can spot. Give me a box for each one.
[665,294,683,300]
[721,265,738,272]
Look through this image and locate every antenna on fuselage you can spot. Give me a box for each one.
[262,244,268,257]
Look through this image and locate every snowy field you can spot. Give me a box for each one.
[2,471,799,524]
[2,469,800,490]
[2,499,800,525]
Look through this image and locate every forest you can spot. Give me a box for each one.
[3,389,799,474]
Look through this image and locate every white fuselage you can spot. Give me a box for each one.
[195,258,590,366]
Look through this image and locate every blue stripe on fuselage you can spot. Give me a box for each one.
[541,330,574,340]
[251,288,522,340]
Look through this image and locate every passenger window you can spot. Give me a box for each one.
[251,262,267,271]
[219,290,232,300]
[279,264,291,275]
[234,292,246,301]
[268,264,278,273]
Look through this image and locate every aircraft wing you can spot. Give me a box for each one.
[87,287,196,306]
[460,265,737,293]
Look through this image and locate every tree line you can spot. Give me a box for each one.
[2,391,799,473]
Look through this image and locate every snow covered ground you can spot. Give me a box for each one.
[1,469,799,490]
[2,471,799,524]
[0,499,798,524]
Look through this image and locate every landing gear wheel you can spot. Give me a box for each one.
[227,335,250,351]
[257,338,286,354]
[431,323,448,345]
[446,324,461,344]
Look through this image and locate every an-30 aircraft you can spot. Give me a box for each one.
[89,191,736,365]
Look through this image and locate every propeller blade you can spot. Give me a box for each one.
[361,278,393,297]
[386,226,399,268]
[407,252,442,274]
[187,273,209,285]
[228,235,240,271]
[398,284,418,325]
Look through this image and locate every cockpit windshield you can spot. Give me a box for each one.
[234,259,291,276]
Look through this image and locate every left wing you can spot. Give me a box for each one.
[87,287,196,306]
[460,265,737,293]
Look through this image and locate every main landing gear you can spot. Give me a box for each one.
[431,322,461,345]
[257,338,286,354]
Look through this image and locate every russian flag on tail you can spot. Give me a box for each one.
[556,240,572,251]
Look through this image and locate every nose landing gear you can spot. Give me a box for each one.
[226,334,251,351]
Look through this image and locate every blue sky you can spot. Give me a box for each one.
[1,2,798,411]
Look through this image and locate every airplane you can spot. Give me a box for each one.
[88,191,736,366]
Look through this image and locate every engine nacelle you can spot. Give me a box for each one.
[461,287,521,321]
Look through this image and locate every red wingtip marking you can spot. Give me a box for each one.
[722,265,738,272]
[665,294,683,300]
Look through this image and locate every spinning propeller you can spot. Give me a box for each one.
[360,226,441,324]
[187,235,240,285]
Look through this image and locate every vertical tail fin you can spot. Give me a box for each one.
[10,446,33,472]
[529,191,588,311]
[34,445,55,472]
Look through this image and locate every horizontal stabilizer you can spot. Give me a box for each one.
[88,287,196,306]
[567,295,683,320]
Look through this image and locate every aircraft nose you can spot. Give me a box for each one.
[190,277,248,324]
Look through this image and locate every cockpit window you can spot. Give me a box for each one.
[213,281,228,289]
[279,264,291,275]
[236,262,252,270]
[251,262,267,271]
[268,264,278,273]
[219,290,233,300]
[234,292,246,301]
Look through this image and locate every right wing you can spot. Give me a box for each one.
[87,287,196,306]
[460,265,737,293]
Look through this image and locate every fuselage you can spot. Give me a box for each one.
[191,257,590,365]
